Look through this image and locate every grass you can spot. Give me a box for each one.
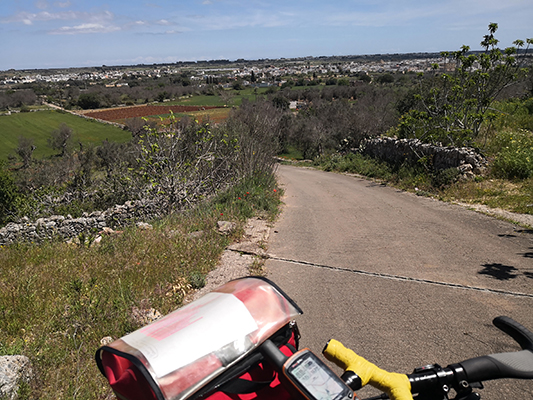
[170,94,227,107]
[278,145,305,161]
[0,110,129,161]
[0,172,282,400]
[171,88,272,107]
[184,107,232,124]
[306,152,533,218]
[440,178,533,215]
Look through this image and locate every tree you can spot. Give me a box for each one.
[218,89,235,106]
[398,23,532,147]
[376,74,394,84]
[135,114,236,210]
[48,123,73,157]
[125,117,152,137]
[15,135,36,169]
[232,81,245,91]
[271,94,290,110]
[70,145,96,195]
[78,92,101,109]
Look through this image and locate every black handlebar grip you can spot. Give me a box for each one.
[460,351,533,382]
[458,317,533,383]
[493,316,533,352]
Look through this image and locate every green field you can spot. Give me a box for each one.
[171,87,273,107]
[0,110,130,160]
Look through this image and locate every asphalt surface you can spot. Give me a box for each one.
[264,164,533,400]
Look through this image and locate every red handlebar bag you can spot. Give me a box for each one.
[95,277,302,400]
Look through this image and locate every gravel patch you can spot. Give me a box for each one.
[185,218,271,302]
[454,202,533,228]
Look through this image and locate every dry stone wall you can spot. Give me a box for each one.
[0,199,162,246]
[361,137,487,178]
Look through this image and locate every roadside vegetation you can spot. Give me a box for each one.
[1,92,283,399]
[0,173,282,399]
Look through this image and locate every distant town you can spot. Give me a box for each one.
[1,53,450,86]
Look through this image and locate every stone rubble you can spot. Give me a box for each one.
[0,356,33,400]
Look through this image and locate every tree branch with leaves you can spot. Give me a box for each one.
[398,23,532,147]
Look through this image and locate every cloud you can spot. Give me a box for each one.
[3,10,114,26]
[136,28,184,35]
[183,9,292,30]
[54,1,72,8]
[35,0,50,10]
[49,23,120,34]
[2,8,122,35]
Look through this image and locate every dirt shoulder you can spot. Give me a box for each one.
[453,201,533,228]
[185,217,271,302]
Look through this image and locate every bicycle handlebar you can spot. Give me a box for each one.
[449,316,533,384]
[324,316,533,400]
[323,339,413,400]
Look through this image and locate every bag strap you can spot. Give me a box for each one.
[219,341,297,395]
[193,325,298,399]
[220,376,274,394]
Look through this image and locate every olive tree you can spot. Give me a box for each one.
[48,123,73,157]
[15,135,36,169]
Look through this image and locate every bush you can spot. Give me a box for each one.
[317,152,393,180]
[488,98,533,134]
[398,24,531,147]
[491,130,533,179]
[431,167,460,188]
[0,162,21,225]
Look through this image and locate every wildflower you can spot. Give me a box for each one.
[220,213,223,216]
[238,197,241,200]
[273,189,277,192]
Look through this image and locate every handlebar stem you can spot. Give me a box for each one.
[408,364,455,398]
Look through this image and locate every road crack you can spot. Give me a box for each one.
[262,253,533,299]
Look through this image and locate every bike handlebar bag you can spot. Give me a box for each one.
[95,276,302,400]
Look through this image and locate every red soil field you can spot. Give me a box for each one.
[83,105,222,122]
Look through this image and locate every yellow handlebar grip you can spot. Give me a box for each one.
[323,339,413,400]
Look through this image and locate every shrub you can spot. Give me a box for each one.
[0,162,21,225]
[491,130,533,179]
[431,167,460,188]
[317,152,393,180]
[77,92,101,109]
[488,98,533,134]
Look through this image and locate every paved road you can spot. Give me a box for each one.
[265,164,533,399]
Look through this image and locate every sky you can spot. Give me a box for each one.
[1,0,532,71]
